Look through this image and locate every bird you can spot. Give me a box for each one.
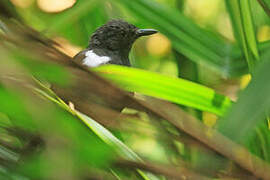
[73,19,158,67]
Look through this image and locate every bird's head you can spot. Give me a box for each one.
[88,20,158,55]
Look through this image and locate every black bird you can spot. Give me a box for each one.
[73,19,158,67]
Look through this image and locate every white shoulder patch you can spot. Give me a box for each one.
[82,50,111,67]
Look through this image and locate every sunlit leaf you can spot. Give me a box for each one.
[94,65,232,116]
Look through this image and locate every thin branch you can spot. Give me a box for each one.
[115,159,211,180]
[257,0,270,17]
[132,97,270,180]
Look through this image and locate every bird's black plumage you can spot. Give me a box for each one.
[74,19,158,67]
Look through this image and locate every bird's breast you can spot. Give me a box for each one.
[82,50,111,67]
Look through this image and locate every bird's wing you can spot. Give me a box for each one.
[73,49,111,68]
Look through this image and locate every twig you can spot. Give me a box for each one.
[131,97,270,180]
[257,0,270,17]
[115,159,211,180]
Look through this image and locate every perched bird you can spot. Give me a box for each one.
[73,19,158,67]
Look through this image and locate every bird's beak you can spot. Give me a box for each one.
[136,29,158,36]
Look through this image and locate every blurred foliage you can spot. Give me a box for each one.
[1,0,270,179]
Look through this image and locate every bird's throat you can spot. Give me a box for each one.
[91,48,131,66]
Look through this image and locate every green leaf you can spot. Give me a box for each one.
[246,123,270,162]
[78,111,141,161]
[93,65,232,116]
[225,0,259,71]
[77,112,160,180]
[218,51,270,142]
